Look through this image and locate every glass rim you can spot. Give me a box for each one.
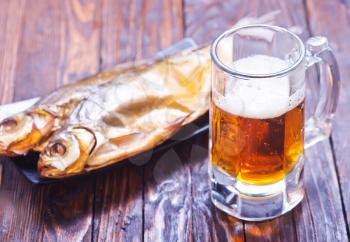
[210,24,306,79]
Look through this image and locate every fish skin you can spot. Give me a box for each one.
[0,12,284,178]
[0,62,148,156]
[0,109,56,155]
[38,47,211,178]
[0,40,209,174]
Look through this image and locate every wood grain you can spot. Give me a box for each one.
[0,0,349,241]
[129,1,198,241]
[296,141,348,241]
[100,0,184,69]
[245,0,349,239]
[190,136,245,242]
[0,0,101,241]
[305,0,350,235]
[0,162,45,242]
[0,1,46,242]
[35,0,101,241]
[92,1,185,242]
[93,166,143,242]
[0,0,25,104]
[184,0,349,241]
[225,1,305,242]
[143,145,193,242]
[0,163,2,187]
[184,1,297,241]
[183,2,249,241]
[0,1,23,223]
[14,0,101,100]
[91,0,185,241]
[43,182,94,242]
[185,0,246,45]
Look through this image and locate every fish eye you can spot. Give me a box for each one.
[0,118,18,132]
[48,142,67,156]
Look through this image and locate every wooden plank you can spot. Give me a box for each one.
[0,162,2,187]
[14,0,101,99]
[0,0,101,241]
[304,0,350,236]
[143,141,193,242]
[99,0,184,69]
[0,1,46,242]
[236,2,306,240]
[42,182,95,242]
[294,141,348,241]
[92,0,184,241]
[94,1,188,242]
[0,1,348,242]
[132,1,206,241]
[183,2,249,241]
[184,0,308,45]
[93,165,143,242]
[184,0,348,241]
[185,0,245,45]
[0,0,24,104]
[92,1,145,241]
[190,135,245,242]
[35,0,101,241]
[0,161,46,242]
[0,2,23,235]
[184,1,295,241]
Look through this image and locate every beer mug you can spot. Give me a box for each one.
[210,25,340,221]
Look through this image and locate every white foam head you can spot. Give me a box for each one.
[215,55,304,119]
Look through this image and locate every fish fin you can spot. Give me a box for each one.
[158,114,190,140]
[86,114,191,169]
[109,132,146,147]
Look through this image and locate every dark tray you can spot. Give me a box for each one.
[8,114,209,185]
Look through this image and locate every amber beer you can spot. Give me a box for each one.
[209,24,340,221]
[211,100,304,185]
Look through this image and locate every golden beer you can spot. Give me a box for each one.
[211,101,304,185]
[209,24,339,221]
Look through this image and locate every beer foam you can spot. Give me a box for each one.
[215,55,304,119]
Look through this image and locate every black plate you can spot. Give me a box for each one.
[8,114,209,185]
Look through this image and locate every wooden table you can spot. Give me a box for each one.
[0,0,349,241]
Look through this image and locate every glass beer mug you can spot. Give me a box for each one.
[210,25,340,221]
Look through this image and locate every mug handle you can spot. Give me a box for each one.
[305,36,341,149]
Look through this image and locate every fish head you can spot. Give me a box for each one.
[38,127,96,178]
[0,109,54,155]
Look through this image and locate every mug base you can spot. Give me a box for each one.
[210,157,304,221]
